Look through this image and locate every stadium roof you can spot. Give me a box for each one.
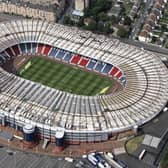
[0,19,168,134]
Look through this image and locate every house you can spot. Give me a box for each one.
[139,0,167,43]
[138,31,151,42]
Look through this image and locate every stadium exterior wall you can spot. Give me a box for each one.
[0,108,163,143]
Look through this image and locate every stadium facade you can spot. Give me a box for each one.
[0,19,168,143]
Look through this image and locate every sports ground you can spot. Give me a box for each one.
[18,57,113,96]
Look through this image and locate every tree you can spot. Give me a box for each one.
[91,6,101,17]
[117,27,129,38]
[97,21,113,34]
[97,21,104,32]
[103,22,113,34]
[98,12,108,22]
[86,20,97,31]
[63,16,71,25]
[87,0,111,17]
[77,18,84,27]
[110,15,117,24]
[84,8,91,17]
[120,5,126,16]
[95,0,111,11]
[152,36,157,43]
[161,24,167,32]
[124,16,132,25]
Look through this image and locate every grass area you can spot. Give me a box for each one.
[161,146,168,168]
[124,1,134,15]
[125,135,144,154]
[159,18,168,24]
[18,57,113,96]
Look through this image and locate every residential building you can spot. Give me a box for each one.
[74,0,89,11]
[0,0,66,22]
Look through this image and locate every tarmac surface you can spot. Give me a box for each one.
[117,154,156,168]
[117,110,168,168]
[0,146,95,168]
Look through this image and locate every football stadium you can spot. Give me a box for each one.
[0,19,168,145]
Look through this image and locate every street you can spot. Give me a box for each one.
[122,38,168,57]
[130,0,154,39]
[58,0,74,24]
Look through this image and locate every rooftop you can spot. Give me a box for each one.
[0,0,63,12]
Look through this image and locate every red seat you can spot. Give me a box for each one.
[43,45,51,56]
[71,55,81,64]
[116,71,122,79]
[37,43,44,54]
[110,67,119,76]
[12,45,20,56]
[5,48,14,57]
[79,58,89,67]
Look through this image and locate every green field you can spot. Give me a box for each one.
[161,146,168,168]
[18,57,113,96]
[125,135,144,154]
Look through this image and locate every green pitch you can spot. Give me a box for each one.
[18,57,113,96]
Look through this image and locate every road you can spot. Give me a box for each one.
[58,0,74,24]
[109,33,168,57]
[130,0,154,39]
[117,154,156,168]
[121,38,168,57]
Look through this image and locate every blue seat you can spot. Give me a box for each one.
[0,54,5,63]
[86,59,97,70]
[120,76,126,85]
[94,62,105,72]
[102,64,113,74]
[32,43,38,54]
[63,53,73,62]
[0,51,10,63]
[49,47,58,58]
[0,57,3,64]
[55,50,66,59]
[1,52,10,60]
[26,43,31,53]
[19,43,27,54]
